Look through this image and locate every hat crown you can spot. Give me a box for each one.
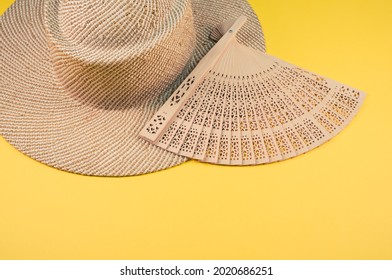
[44,0,196,108]
[57,0,188,50]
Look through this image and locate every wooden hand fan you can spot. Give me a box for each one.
[139,16,366,165]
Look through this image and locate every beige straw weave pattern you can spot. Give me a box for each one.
[0,0,265,176]
[45,0,196,108]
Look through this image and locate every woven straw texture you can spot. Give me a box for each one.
[0,0,265,176]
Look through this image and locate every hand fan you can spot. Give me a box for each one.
[139,16,366,165]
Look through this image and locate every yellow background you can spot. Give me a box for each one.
[1,0,391,260]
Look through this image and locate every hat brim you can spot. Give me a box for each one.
[0,0,265,176]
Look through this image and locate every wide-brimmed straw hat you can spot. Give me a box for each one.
[0,0,265,176]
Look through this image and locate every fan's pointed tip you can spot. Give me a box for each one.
[210,18,238,42]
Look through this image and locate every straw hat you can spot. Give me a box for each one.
[0,0,265,176]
